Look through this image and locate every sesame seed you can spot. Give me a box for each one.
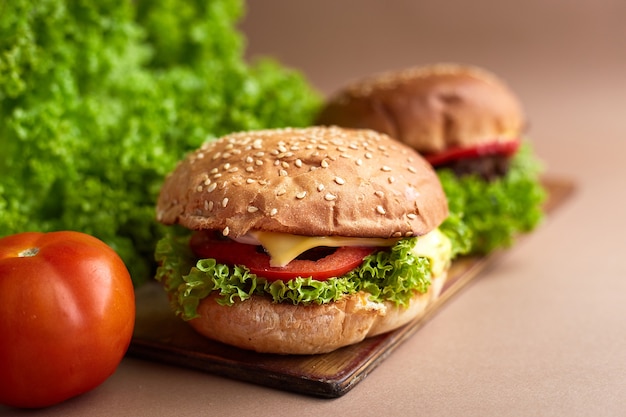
[276,189,286,196]
[208,201,214,211]
[407,166,417,173]
[295,159,303,168]
[388,176,395,184]
[376,205,386,215]
[296,191,307,199]
[196,185,203,192]
[279,169,288,176]
[207,183,217,192]
[393,231,402,238]
[212,152,222,160]
[321,159,329,168]
[210,168,219,174]
[281,161,289,168]
[317,184,325,192]
[246,178,256,184]
[324,193,337,201]
[222,198,229,208]
[334,176,345,185]
[355,159,363,166]
[255,160,263,166]
[245,166,254,173]
[247,206,259,213]
[407,213,418,220]
[374,190,384,198]
[245,156,254,163]
[381,166,392,172]
[223,163,231,170]
[222,226,230,236]
[203,201,210,210]
[203,178,212,185]
[365,152,373,159]
[228,167,238,173]
[270,208,278,216]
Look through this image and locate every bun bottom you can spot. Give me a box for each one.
[188,271,448,355]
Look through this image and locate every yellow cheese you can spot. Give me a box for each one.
[411,228,452,277]
[247,229,452,273]
[249,231,399,267]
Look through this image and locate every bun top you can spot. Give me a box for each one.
[316,64,526,154]
[156,126,448,238]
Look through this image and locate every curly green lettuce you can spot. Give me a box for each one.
[155,233,433,321]
[0,0,321,285]
[438,143,546,255]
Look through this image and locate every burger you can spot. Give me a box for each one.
[154,126,452,354]
[316,63,546,255]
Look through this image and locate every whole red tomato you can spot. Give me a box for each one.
[0,231,136,408]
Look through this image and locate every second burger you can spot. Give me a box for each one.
[316,63,546,255]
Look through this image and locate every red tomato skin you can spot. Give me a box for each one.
[424,139,520,166]
[189,231,377,281]
[0,231,135,409]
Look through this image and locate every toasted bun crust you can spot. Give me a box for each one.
[156,126,447,238]
[188,270,448,355]
[316,64,525,154]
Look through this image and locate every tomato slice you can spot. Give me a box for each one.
[189,231,377,281]
[425,139,520,167]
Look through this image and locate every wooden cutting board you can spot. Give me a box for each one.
[128,176,576,398]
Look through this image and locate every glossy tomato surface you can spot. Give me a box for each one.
[0,231,135,408]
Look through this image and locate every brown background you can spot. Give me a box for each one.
[2,1,625,416]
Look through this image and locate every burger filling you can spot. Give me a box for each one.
[155,229,452,321]
[437,141,545,255]
[424,138,520,181]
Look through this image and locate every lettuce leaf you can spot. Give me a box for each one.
[155,233,433,320]
[0,0,321,286]
[438,143,546,255]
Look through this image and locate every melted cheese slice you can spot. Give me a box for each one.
[243,229,452,273]
[248,231,399,267]
[411,228,451,277]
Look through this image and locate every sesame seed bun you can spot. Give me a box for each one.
[316,63,526,154]
[156,126,450,355]
[157,126,448,239]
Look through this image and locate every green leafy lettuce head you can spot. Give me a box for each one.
[0,0,322,286]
